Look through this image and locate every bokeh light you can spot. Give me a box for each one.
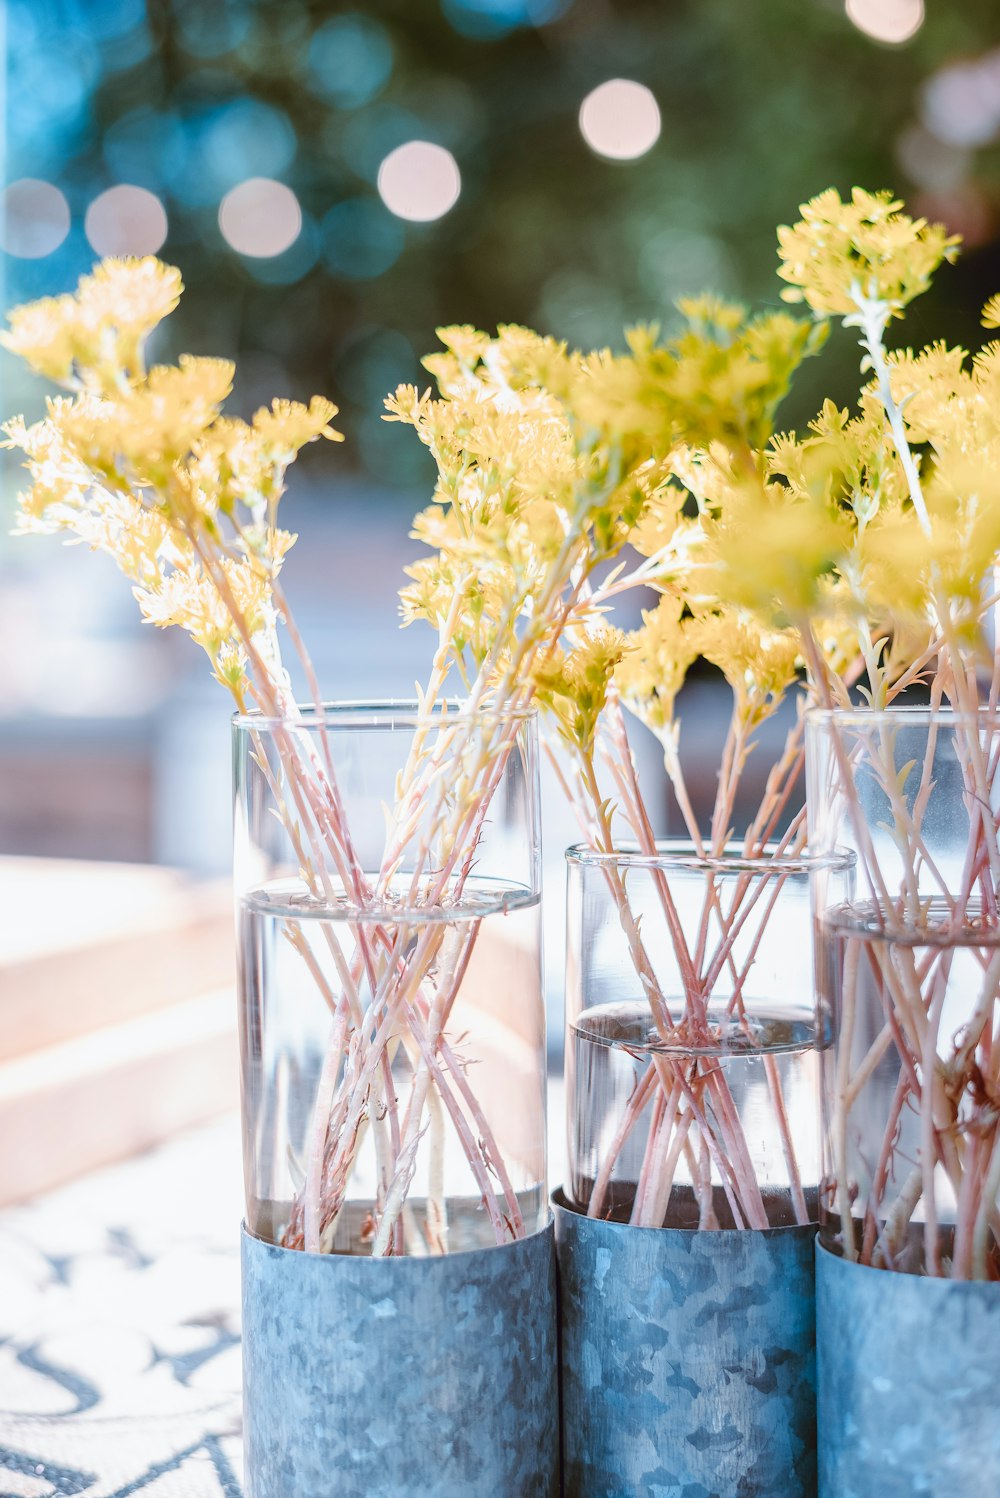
[174,0,251,60]
[84,185,168,257]
[377,142,461,222]
[337,105,426,184]
[243,218,319,286]
[579,80,661,161]
[321,199,405,280]
[219,178,302,258]
[80,0,146,42]
[442,0,572,40]
[0,179,71,258]
[920,52,1000,148]
[6,43,95,172]
[895,123,969,190]
[308,14,393,109]
[637,227,738,306]
[203,99,297,195]
[845,0,924,45]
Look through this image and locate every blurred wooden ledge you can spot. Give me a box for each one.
[0,856,237,1205]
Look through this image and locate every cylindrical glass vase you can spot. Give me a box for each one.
[559,839,852,1497]
[565,841,853,1231]
[234,701,546,1258]
[808,707,1000,1280]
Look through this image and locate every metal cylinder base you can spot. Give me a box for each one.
[241,1219,559,1498]
[553,1192,817,1497]
[817,1240,1000,1498]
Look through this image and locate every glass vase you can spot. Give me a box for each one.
[565,840,852,1231]
[234,700,546,1258]
[808,707,1000,1280]
[557,838,852,1498]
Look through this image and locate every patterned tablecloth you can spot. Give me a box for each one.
[0,1118,245,1497]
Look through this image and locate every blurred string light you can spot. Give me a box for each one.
[920,50,1000,148]
[579,80,661,161]
[219,178,302,258]
[64,0,145,42]
[845,0,924,46]
[174,0,251,60]
[102,98,296,211]
[377,142,461,222]
[244,219,320,286]
[308,14,393,108]
[638,226,738,304]
[0,179,71,258]
[442,0,572,41]
[5,38,95,173]
[895,124,969,191]
[203,98,297,195]
[337,105,426,183]
[322,199,405,280]
[85,185,168,257]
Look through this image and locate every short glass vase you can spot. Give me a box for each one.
[565,839,853,1231]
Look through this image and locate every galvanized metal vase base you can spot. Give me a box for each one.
[242,1219,559,1498]
[816,1241,1000,1498]
[553,1191,817,1498]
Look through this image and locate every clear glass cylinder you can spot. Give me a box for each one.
[234,701,545,1257]
[564,840,853,1230]
[808,707,1000,1279]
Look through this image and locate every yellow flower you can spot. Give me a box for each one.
[698,478,852,622]
[0,258,183,389]
[981,294,1000,330]
[251,396,343,456]
[3,256,344,706]
[534,628,632,752]
[777,187,959,316]
[685,608,800,723]
[615,596,696,733]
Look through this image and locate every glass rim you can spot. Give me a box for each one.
[806,705,1000,730]
[564,837,855,875]
[232,698,538,732]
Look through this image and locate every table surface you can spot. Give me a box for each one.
[0,1116,245,1497]
[0,1088,567,1497]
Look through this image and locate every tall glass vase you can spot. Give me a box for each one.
[556,839,852,1498]
[234,702,557,1498]
[808,707,1000,1497]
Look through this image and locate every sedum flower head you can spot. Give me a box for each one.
[4,258,342,705]
[615,596,697,734]
[0,257,183,390]
[531,628,632,753]
[685,608,800,725]
[777,188,959,317]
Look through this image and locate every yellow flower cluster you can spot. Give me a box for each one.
[534,629,632,754]
[614,597,696,735]
[777,188,960,317]
[4,258,342,703]
[395,298,826,737]
[396,184,1000,821]
[1,258,182,389]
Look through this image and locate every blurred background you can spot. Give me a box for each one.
[1,0,1000,1191]
[2,0,1000,869]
